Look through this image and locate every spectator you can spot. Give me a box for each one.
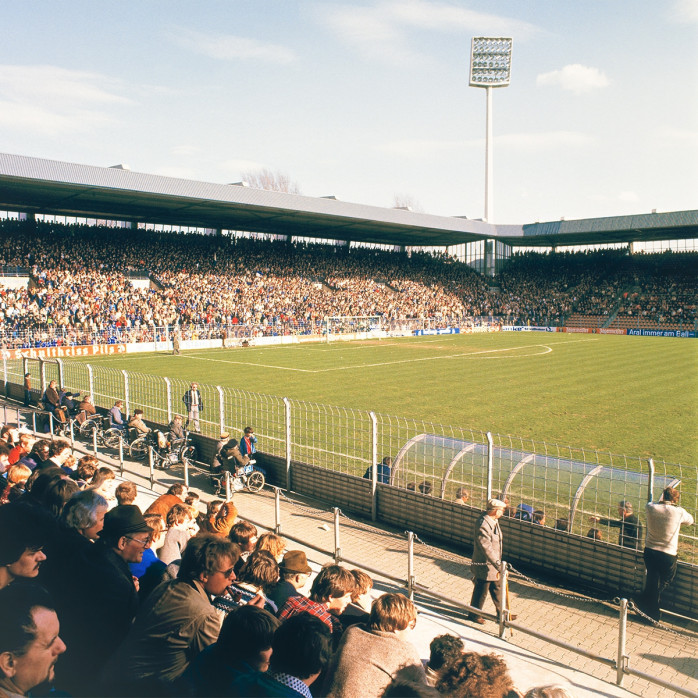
[1,463,31,504]
[55,505,151,695]
[636,487,694,622]
[363,456,392,485]
[267,550,313,612]
[19,440,50,471]
[279,565,355,645]
[73,455,98,485]
[425,634,464,685]
[42,478,79,518]
[45,440,72,473]
[127,409,151,436]
[418,481,433,496]
[0,583,67,697]
[88,466,117,504]
[23,371,32,407]
[229,520,258,575]
[101,535,240,694]
[180,605,280,697]
[168,414,185,443]
[115,480,138,506]
[199,500,238,537]
[211,432,231,478]
[454,488,470,506]
[8,433,33,465]
[340,569,374,627]
[0,504,49,590]
[158,503,199,565]
[590,500,642,550]
[256,532,286,563]
[533,510,546,526]
[268,613,333,697]
[435,652,516,698]
[144,483,188,519]
[215,549,279,615]
[130,514,168,600]
[240,426,257,459]
[324,593,427,697]
[182,383,203,432]
[108,400,125,431]
[77,394,96,420]
[586,528,603,541]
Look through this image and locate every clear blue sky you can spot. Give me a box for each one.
[1,1,696,224]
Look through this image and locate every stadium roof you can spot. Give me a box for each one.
[0,153,696,248]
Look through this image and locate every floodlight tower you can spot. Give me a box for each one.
[469,37,513,223]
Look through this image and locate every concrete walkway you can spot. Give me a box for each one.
[117,455,697,698]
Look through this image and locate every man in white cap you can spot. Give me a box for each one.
[468,498,514,624]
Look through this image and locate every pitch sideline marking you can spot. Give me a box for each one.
[183,343,558,373]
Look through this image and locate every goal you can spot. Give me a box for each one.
[324,316,384,343]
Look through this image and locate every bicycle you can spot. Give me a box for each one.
[77,415,125,449]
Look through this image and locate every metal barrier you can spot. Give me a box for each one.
[4,400,696,697]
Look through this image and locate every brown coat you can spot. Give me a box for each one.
[145,494,183,520]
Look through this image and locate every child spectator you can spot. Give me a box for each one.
[115,480,138,506]
[158,503,198,565]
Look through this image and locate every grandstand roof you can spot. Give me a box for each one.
[0,153,696,248]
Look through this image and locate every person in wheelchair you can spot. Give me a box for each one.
[221,438,252,477]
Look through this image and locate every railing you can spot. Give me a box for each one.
[2,401,696,697]
[4,356,696,564]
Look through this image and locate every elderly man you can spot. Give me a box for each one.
[468,498,516,624]
[55,505,151,695]
[182,383,203,432]
[0,583,67,697]
[101,535,240,695]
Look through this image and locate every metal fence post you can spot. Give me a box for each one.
[32,411,37,433]
[407,531,415,601]
[217,386,225,436]
[86,365,94,401]
[283,397,291,490]
[274,488,282,534]
[2,356,7,399]
[486,432,494,501]
[48,412,54,440]
[92,427,98,454]
[224,470,231,501]
[122,370,130,418]
[118,437,124,475]
[333,508,341,563]
[647,458,655,503]
[164,377,172,424]
[148,446,155,489]
[183,453,190,489]
[56,358,64,389]
[370,411,378,522]
[617,598,628,686]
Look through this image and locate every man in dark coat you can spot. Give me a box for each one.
[54,505,151,696]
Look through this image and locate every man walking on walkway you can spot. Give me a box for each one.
[468,498,515,624]
[636,487,693,622]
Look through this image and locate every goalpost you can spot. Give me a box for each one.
[324,315,384,343]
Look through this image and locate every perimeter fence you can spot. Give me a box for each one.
[5,353,696,567]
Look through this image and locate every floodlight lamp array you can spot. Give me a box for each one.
[469,37,513,87]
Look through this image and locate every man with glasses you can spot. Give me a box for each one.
[54,505,151,696]
[101,535,241,695]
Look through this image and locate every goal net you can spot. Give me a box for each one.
[325,316,384,343]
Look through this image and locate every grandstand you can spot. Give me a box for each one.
[0,154,696,695]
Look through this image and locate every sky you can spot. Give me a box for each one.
[1,0,696,225]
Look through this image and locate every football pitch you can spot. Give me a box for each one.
[75,332,697,467]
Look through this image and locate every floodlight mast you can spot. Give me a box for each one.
[469,37,513,223]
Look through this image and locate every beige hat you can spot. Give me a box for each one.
[487,498,507,510]
[220,431,230,439]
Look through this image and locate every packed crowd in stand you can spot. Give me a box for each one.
[0,427,580,698]
[0,220,695,348]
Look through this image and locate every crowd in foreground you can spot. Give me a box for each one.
[0,221,695,347]
[0,429,584,698]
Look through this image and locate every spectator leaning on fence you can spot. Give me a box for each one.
[635,487,694,622]
[590,500,642,549]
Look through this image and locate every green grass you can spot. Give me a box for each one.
[66,332,697,467]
